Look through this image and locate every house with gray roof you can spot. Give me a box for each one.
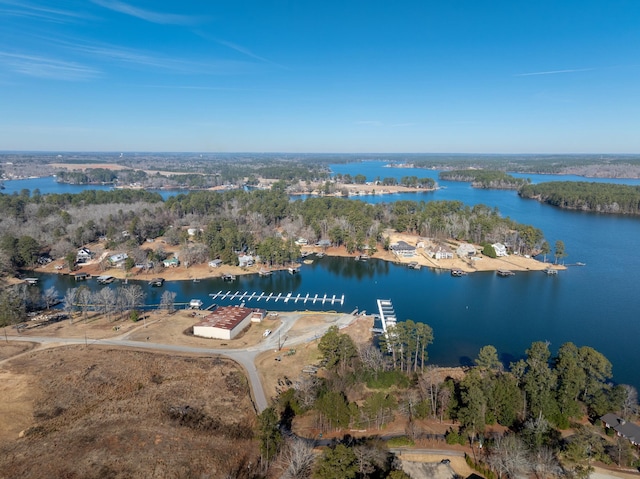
[390,241,416,258]
[601,413,640,446]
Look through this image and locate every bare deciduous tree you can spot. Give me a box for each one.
[77,286,92,320]
[159,290,177,314]
[531,446,560,479]
[63,287,78,321]
[487,434,531,479]
[42,286,59,310]
[294,375,320,409]
[278,438,315,479]
[418,365,442,419]
[620,384,639,420]
[358,343,385,375]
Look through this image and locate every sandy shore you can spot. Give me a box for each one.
[31,232,563,283]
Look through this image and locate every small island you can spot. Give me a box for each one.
[439,169,530,189]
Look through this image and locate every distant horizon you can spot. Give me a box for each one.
[2,151,640,157]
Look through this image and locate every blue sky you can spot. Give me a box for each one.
[1,1,639,153]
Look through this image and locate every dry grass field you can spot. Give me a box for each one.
[0,346,260,479]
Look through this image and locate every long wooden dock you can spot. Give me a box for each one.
[208,290,345,306]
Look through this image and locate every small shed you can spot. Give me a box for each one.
[209,259,223,268]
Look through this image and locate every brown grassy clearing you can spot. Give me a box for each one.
[0,346,259,479]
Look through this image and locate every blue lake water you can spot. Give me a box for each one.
[2,176,178,200]
[8,163,640,389]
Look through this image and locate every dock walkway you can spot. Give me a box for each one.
[208,290,345,306]
[372,299,397,333]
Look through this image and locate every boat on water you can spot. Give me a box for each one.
[451,269,467,277]
[497,269,515,277]
[303,259,314,265]
[149,278,165,287]
[544,269,558,275]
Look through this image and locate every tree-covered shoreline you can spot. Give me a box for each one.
[439,169,530,189]
[519,181,640,215]
[0,186,549,280]
[260,324,640,478]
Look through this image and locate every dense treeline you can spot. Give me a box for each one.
[411,154,640,177]
[56,168,118,184]
[262,327,639,478]
[332,173,436,189]
[439,170,530,189]
[519,181,640,215]
[0,186,548,279]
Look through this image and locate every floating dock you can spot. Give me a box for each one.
[497,270,515,277]
[208,290,344,306]
[372,299,397,334]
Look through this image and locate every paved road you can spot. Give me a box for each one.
[4,312,359,414]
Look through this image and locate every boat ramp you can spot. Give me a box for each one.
[208,290,344,306]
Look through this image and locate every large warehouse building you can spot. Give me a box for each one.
[193,306,266,340]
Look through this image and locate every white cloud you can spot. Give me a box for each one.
[0,0,89,23]
[91,0,200,25]
[0,51,99,80]
[215,39,286,69]
[515,68,594,77]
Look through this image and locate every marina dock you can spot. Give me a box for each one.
[208,290,344,306]
[372,299,397,334]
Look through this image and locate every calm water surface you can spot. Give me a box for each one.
[10,163,640,388]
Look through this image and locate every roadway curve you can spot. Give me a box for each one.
[4,312,358,413]
[4,334,270,412]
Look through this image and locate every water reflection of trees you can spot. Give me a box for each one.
[325,257,389,280]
